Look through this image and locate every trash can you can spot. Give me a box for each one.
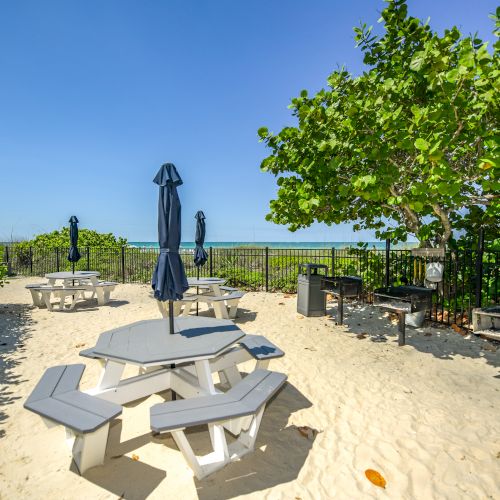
[297,263,328,316]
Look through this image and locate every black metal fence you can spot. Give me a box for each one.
[3,245,499,329]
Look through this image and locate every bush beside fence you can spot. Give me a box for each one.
[3,245,499,329]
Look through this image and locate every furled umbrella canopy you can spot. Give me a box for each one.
[67,215,81,273]
[194,211,208,268]
[151,163,189,333]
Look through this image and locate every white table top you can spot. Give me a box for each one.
[45,271,100,280]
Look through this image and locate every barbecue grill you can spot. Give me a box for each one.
[321,276,363,325]
[373,286,433,345]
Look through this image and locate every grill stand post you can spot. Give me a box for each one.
[397,310,406,346]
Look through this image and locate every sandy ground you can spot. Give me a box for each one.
[0,276,499,500]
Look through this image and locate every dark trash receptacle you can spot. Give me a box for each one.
[297,263,328,317]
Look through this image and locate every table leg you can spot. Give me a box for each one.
[398,311,406,346]
[195,359,226,453]
[97,360,125,390]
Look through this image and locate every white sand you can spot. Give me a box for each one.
[1,277,499,499]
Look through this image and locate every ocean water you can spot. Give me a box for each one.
[129,241,417,250]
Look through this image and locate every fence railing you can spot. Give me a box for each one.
[3,245,499,329]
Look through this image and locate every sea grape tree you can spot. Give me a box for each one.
[259,0,499,247]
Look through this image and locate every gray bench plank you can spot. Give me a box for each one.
[25,365,68,403]
[57,391,123,420]
[53,364,86,395]
[26,398,111,434]
[24,364,122,434]
[196,291,244,303]
[238,335,284,360]
[150,369,286,432]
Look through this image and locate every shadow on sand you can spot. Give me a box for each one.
[0,303,33,438]
[82,381,312,499]
[327,300,499,370]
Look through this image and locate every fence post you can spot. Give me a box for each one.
[86,247,90,271]
[56,248,60,272]
[4,246,11,275]
[209,247,213,276]
[475,228,485,308]
[385,239,391,288]
[121,246,126,283]
[265,247,269,292]
[29,246,33,275]
[331,247,335,277]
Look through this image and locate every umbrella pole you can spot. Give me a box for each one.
[168,300,174,334]
[196,266,200,315]
[168,299,177,400]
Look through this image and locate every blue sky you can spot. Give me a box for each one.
[0,0,497,243]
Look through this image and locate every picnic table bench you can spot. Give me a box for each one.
[24,364,122,474]
[151,368,287,479]
[25,284,87,311]
[195,291,245,319]
[25,318,286,478]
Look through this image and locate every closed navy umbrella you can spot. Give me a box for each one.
[67,215,81,274]
[151,163,189,335]
[194,211,208,315]
[194,211,208,268]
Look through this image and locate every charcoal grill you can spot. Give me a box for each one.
[373,286,433,345]
[321,276,363,325]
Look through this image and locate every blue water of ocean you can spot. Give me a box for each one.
[129,241,417,249]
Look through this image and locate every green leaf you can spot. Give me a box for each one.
[414,138,429,150]
[257,127,268,139]
[410,51,426,71]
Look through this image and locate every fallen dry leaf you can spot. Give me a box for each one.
[131,454,139,461]
[304,347,317,351]
[278,302,285,305]
[75,343,85,348]
[296,315,304,320]
[451,323,467,336]
[297,426,321,440]
[356,334,367,340]
[365,469,386,489]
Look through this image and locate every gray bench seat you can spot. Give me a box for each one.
[195,291,245,320]
[151,368,286,432]
[239,334,285,361]
[150,368,286,479]
[24,364,122,473]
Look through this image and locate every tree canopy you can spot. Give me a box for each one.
[259,0,499,247]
